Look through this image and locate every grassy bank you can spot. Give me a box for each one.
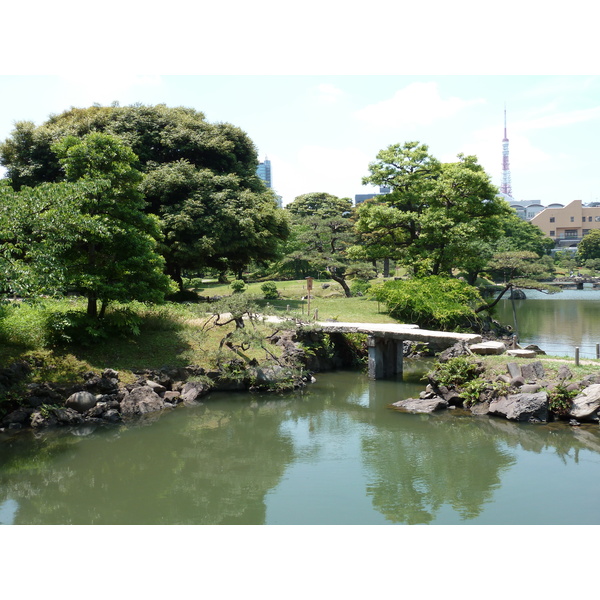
[0,280,394,389]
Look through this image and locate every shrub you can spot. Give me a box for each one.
[230,279,247,294]
[548,383,578,418]
[350,279,371,296]
[428,356,484,388]
[260,281,279,300]
[45,307,143,347]
[369,276,483,330]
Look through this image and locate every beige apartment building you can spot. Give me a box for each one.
[530,200,600,247]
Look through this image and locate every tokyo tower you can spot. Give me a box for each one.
[500,106,513,198]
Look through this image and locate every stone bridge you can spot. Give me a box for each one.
[315,321,481,379]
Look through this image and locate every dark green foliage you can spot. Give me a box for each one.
[45,308,143,347]
[370,276,483,330]
[577,230,600,262]
[547,383,578,418]
[428,356,484,388]
[260,281,279,299]
[230,279,247,294]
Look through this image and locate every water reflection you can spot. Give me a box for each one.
[1,368,600,524]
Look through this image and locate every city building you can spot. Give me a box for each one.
[354,186,390,206]
[256,158,272,188]
[507,199,550,221]
[256,157,282,207]
[530,200,600,247]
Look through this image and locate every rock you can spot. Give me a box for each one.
[145,380,167,395]
[31,407,85,428]
[180,381,212,405]
[103,409,121,423]
[437,341,471,362]
[120,386,169,418]
[391,396,449,413]
[524,344,546,355]
[557,365,573,381]
[520,384,541,394]
[102,368,119,380]
[489,392,548,422]
[569,384,600,421]
[510,288,526,299]
[1,408,33,426]
[506,362,522,379]
[510,376,526,387]
[506,349,537,358]
[163,391,181,403]
[469,341,506,355]
[470,401,491,415]
[65,391,98,413]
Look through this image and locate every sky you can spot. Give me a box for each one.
[1,74,599,207]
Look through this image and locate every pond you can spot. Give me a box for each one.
[2,337,600,524]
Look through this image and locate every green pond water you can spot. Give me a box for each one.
[2,290,600,525]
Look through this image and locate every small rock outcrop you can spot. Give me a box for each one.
[489,392,549,423]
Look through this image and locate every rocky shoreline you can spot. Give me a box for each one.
[0,329,363,433]
[392,342,600,425]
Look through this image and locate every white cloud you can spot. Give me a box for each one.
[354,82,485,128]
[517,106,600,131]
[57,75,163,106]
[315,83,345,105]
[270,145,374,205]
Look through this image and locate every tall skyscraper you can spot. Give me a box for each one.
[500,106,513,199]
[256,158,272,188]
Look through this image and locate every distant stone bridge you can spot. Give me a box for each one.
[315,321,481,379]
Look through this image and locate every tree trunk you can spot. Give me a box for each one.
[330,272,352,298]
[383,258,390,278]
[475,283,512,314]
[87,294,98,319]
[99,299,109,319]
[166,262,183,290]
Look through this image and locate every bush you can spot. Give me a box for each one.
[45,307,143,347]
[350,279,371,296]
[230,279,247,294]
[260,281,279,300]
[369,276,483,330]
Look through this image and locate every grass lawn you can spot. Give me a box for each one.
[196,278,399,324]
[0,280,398,387]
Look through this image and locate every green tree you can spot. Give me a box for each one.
[285,193,373,297]
[370,276,484,330]
[51,132,175,318]
[577,230,600,262]
[355,142,510,278]
[0,104,289,285]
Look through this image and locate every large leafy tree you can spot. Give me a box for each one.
[285,193,373,297]
[354,142,510,278]
[51,132,175,317]
[0,104,288,285]
[577,230,600,262]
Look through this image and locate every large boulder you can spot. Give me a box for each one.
[391,396,449,414]
[180,381,212,405]
[120,386,169,418]
[31,407,85,428]
[569,384,600,421]
[65,391,98,413]
[469,341,506,355]
[488,392,548,422]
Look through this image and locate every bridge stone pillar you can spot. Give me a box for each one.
[367,336,404,379]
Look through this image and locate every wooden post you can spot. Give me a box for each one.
[306,277,313,318]
[314,308,318,321]
[596,343,599,359]
[575,347,580,366]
